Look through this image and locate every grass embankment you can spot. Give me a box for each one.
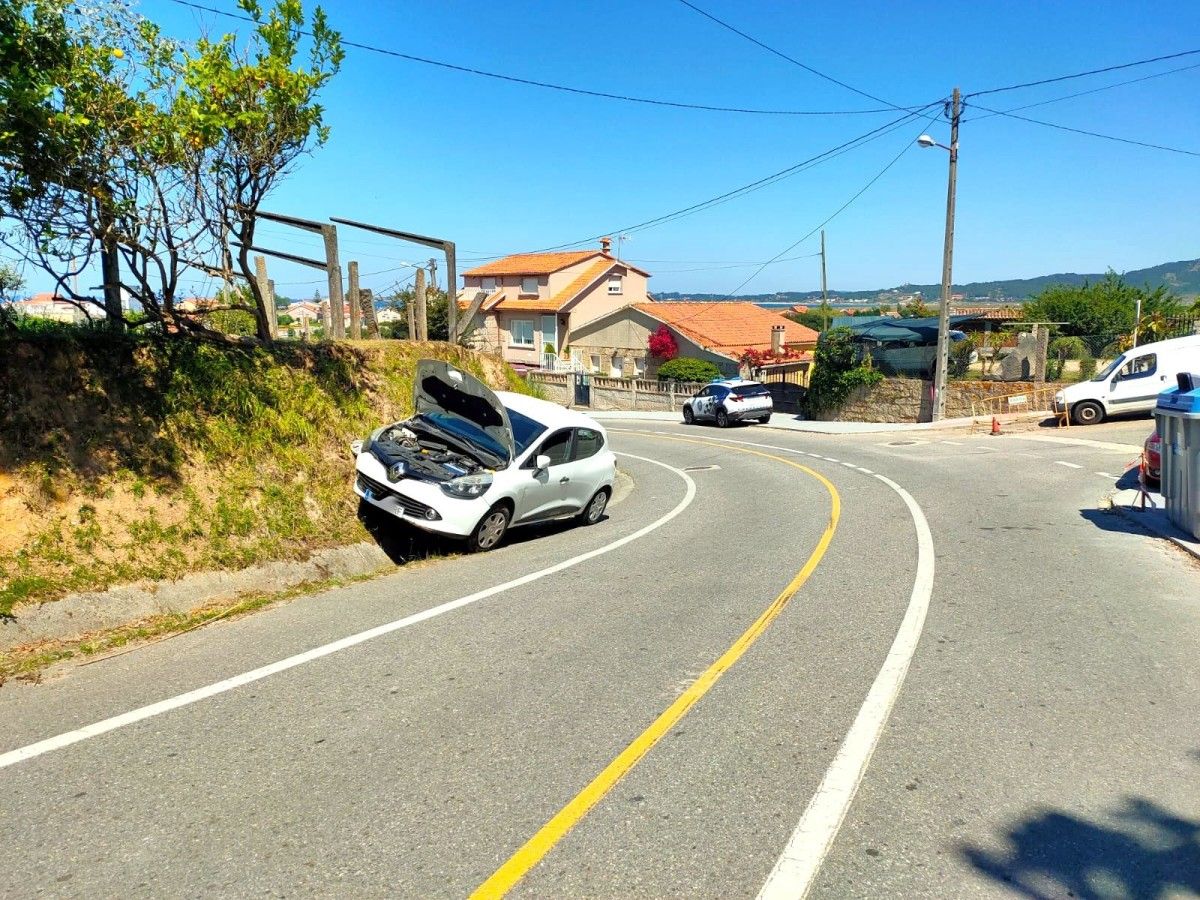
[0,329,531,617]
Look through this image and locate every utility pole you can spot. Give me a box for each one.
[1133,293,1143,348]
[322,226,345,339]
[932,87,961,422]
[347,260,362,339]
[820,229,829,331]
[427,258,438,292]
[414,266,428,341]
[254,254,277,339]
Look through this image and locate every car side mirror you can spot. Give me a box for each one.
[534,454,551,472]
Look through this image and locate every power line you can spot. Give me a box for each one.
[167,0,902,117]
[528,104,941,253]
[963,61,1200,122]
[967,102,1200,158]
[721,129,920,299]
[649,251,823,273]
[965,47,1200,99]
[673,0,911,113]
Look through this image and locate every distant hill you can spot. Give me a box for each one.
[654,258,1200,303]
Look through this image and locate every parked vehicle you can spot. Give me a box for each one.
[352,360,616,551]
[1054,334,1200,425]
[682,378,773,427]
[1141,428,1162,489]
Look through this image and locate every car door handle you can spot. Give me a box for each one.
[559,476,570,483]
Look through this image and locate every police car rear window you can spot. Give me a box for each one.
[732,385,770,397]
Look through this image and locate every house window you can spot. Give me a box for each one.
[521,276,538,295]
[611,354,624,378]
[590,353,600,372]
[481,277,497,292]
[608,274,622,294]
[510,318,534,346]
[633,356,643,378]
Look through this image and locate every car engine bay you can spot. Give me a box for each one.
[369,423,486,483]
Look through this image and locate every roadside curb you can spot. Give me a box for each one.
[1108,490,1200,562]
[590,409,1053,436]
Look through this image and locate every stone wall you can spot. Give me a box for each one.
[818,378,1066,423]
[525,373,705,412]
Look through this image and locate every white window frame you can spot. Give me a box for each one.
[607,273,623,295]
[509,318,535,347]
[521,276,539,295]
[481,276,497,292]
[611,354,624,377]
[633,356,643,378]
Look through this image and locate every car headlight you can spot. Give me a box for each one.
[440,472,493,499]
[1054,391,1064,403]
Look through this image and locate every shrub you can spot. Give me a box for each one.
[805,327,883,415]
[1079,356,1097,380]
[647,324,678,360]
[656,357,721,383]
[948,336,976,378]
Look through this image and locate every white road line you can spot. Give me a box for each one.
[0,453,697,772]
[1055,460,1083,469]
[822,457,840,463]
[757,483,934,900]
[616,429,936,897]
[1096,471,1119,479]
[941,440,964,446]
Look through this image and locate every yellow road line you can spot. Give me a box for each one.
[471,435,841,899]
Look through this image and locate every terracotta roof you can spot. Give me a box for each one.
[456,289,504,311]
[951,306,1023,321]
[463,251,597,277]
[633,302,819,355]
[463,251,650,278]
[546,259,614,310]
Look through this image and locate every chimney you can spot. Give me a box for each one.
[771,323,785,355]
[600,236,612,255]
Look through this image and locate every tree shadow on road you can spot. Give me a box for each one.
[962,795,1200,899]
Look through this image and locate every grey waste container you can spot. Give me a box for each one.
[1154,374,1200,540]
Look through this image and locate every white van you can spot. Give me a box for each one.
[1054,334,1200,425]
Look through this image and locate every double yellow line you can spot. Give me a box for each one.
[472,435,841,898]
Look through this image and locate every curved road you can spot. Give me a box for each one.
[1,422,1198,898]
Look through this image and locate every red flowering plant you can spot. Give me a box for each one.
[738,345,809,368]
[647,324,678,360]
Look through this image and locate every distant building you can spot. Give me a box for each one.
[3,293,87,323]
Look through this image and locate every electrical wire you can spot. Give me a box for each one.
[167,0,904,116]
[673,0,912,113]
[526,104,941,253]
[962,61,1200,123]
[966,102,1200,158]
[965,48,1200,99]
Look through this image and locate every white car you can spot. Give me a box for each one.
[352,360,617,551]
[682,378,773,427]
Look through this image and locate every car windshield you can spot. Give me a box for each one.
[732,384,770,397]
[1094,354,1126,381]
[506,407,547,456]
[414,412,507,465]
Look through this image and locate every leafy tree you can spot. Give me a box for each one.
[0,0,342,340]
[1023,272,1183,337]
[656,357,721,383]
[805,326,882,415]
[384,285,449,340]
[900,298,930,318]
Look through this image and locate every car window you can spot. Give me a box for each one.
[711,386,729,399]
[1119,353,1157,380]
[695,386,712,398]
[507,407,547,456]
[732,384,770,397]
[573,428,604,461]
[536,429,573,466]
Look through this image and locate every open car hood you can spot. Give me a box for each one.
[413,359,515,465]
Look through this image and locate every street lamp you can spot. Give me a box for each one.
[917,87,961,422]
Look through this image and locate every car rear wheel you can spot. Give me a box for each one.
[757,414,771,424]
[1071,400,1105,426]
[715,408,730,428]
[469,504,510,552]
[578,488,609,526]
[682,406,695,425]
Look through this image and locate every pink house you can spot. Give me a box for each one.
[457,238,651,369]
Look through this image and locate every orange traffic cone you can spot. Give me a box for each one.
[991,416,1002,436]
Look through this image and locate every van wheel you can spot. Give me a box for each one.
[1071,400,1105,426]
[469,504,510,552]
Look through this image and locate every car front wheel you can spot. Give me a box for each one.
[1071,400,1104,426]
[578,488,609,525]
[469,504,510,552]
[682,405,695,425]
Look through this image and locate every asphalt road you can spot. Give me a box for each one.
[2,418,1198,899]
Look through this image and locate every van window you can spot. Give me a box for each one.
[1117,353,1157,380]
[1094,354,1125,381]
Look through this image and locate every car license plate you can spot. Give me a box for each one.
[363,487,374,501]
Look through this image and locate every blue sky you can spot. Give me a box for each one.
[25,0,1200,299]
